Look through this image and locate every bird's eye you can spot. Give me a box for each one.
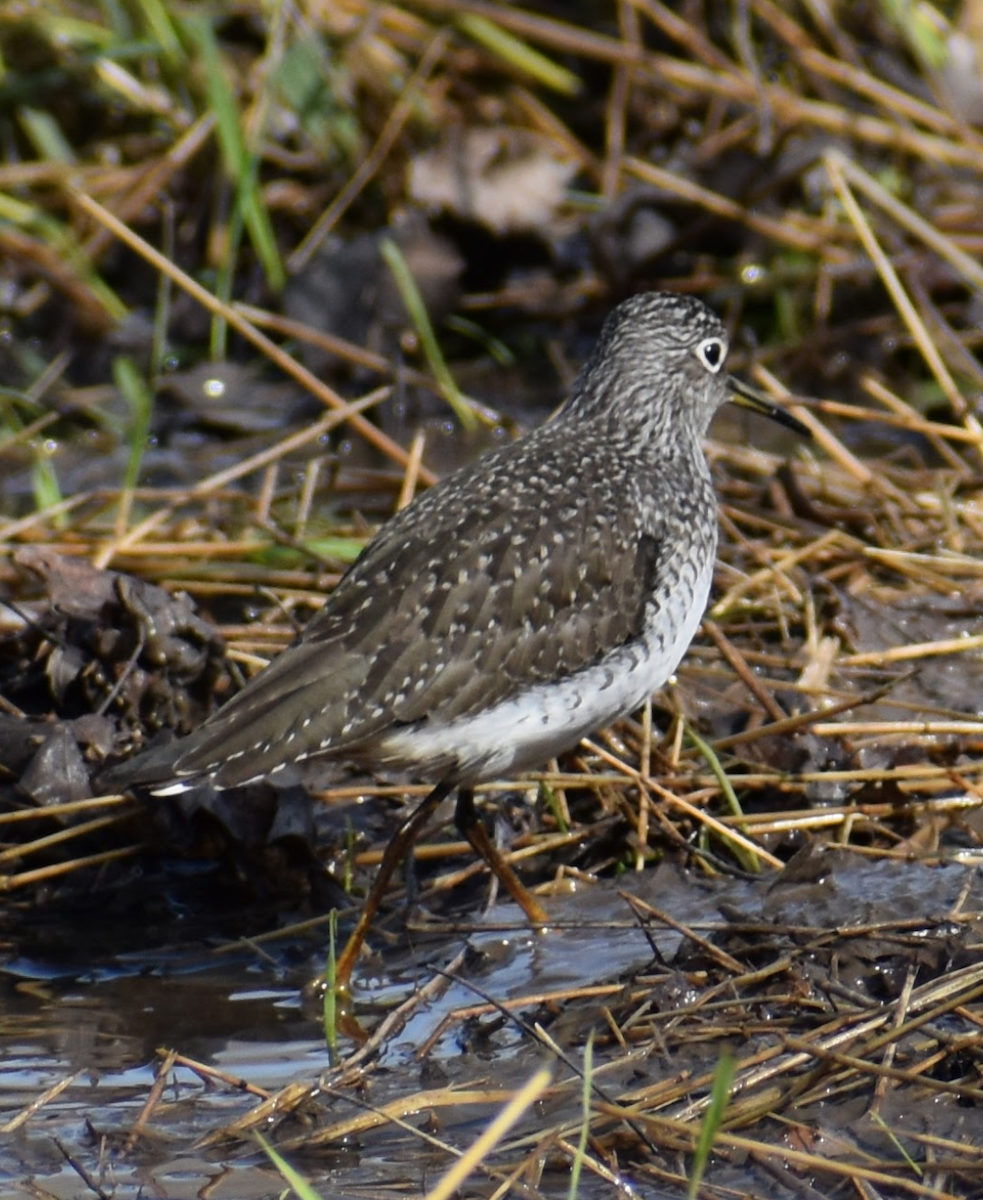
[696,337,726,373]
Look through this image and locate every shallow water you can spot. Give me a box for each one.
[3,849,981,1198]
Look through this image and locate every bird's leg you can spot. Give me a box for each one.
[333,779,454,989]
[454,787,549,926]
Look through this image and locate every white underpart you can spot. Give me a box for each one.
[377,548,714,783]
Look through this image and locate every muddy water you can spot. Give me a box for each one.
[3,851,980,1199]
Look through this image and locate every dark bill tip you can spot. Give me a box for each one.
[727,376,811,438]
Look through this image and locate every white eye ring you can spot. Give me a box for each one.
[696,336,726,373]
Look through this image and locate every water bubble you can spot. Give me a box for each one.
[740,263,766,285]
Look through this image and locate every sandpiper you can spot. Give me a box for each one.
[107,291,805,987]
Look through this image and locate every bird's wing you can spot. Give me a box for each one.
[123,428,669,788]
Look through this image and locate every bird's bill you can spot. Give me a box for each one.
[727,376,810,437]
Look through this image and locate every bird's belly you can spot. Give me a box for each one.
[376,548,714,784]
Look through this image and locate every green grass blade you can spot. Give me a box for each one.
[18,107,76,163]
[685,722,762,874]
[379,237,477,431]
[255,1132,321,1200]
[322,908,339,1063]
[30,441,63,517]
[877,0,949,68]
[567,1031,593,1200]
[182,14,285,292]
[539,781,569,835]
[28,15,115,49]
[112,354,154,495]
[301,536,367,564]
[444,314,515,365]
[211,184,245,360]
[457,13,582,96]
[869,1110,922,1175]
[130,0,186,69]
[150,211,174,376]
[0,192,127,322]
[688,1050,736,1200]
